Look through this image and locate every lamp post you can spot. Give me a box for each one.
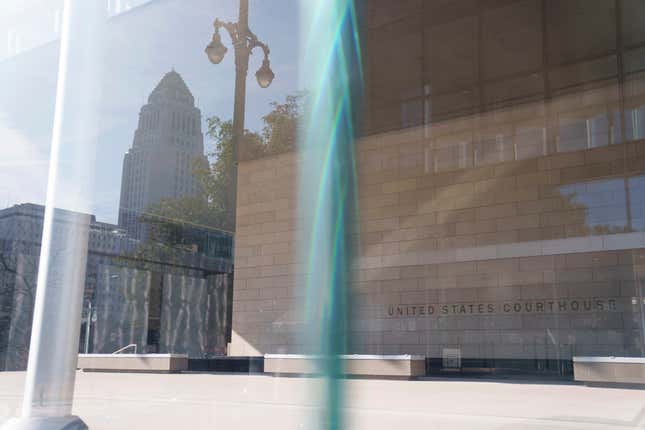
[205,0,274,230]
[83,301,95,354]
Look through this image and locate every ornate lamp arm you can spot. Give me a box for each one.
[246,28,270,58]
[214,19,270,59]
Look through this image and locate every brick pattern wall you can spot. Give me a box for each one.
[230,154,303,355]
[230,105,645,360]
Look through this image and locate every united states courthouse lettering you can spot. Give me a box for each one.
[229,0,645,372]
[388,299,619,317]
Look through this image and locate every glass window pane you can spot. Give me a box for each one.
[2,1,645,428]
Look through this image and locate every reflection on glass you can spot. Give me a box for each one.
[1,0,645,428]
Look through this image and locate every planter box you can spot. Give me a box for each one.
[264,354,425,378]
[78,354,188,373]
[573,356,645,384]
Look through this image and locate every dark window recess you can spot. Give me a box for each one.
[147,272,163,350]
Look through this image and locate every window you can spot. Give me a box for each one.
[2,1,645,429]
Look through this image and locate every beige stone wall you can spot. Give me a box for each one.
[230,86,645,360]
[230,153,303,356]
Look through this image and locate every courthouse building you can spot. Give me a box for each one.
[230,0,645,373]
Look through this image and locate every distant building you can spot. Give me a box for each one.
[0,203,232,371]
[118,70,207,240]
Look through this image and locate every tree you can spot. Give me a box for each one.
[144,93,304,235]
[0,231,40,370]
[261,94,302,155]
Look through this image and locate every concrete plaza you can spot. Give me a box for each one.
[0,372,644,429]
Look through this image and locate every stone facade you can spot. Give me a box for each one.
[230,154,301,356]
[230,0,645,370]
[230,89,645,365]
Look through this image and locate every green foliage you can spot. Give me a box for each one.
[144,94,304,234]
[261,94,303,155]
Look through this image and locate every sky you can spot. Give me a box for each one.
[0,0,302,223]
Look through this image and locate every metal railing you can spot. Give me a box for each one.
[112,344,137,355]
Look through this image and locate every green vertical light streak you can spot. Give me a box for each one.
[299,1,363,429]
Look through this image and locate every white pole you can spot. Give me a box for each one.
[2,1,105,429]
[84,302,92,354]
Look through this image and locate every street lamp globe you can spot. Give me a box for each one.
[255,58,275,88]
[205,32,228,64]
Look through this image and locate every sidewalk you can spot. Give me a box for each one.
[1,372,643,429]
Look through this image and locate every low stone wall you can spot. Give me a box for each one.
[77,354,188,373]
[573,356,645,384]
[264,354,426,377]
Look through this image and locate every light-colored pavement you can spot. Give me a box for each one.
[0,372,644,429]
